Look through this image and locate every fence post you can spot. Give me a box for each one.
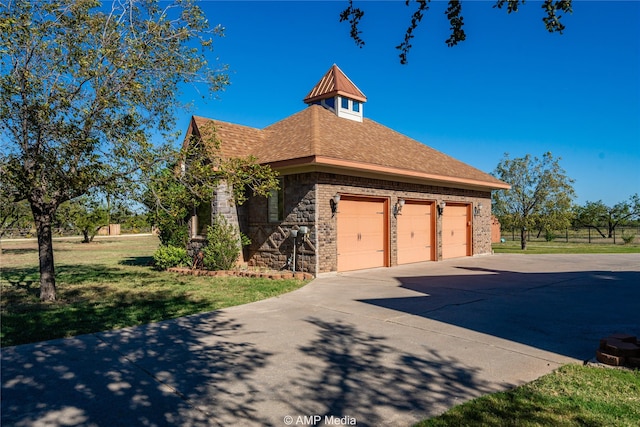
[588,227,591,244]
[566,228,568,243]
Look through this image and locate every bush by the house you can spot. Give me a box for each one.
[202,215,249,271]
[153,245,190,270]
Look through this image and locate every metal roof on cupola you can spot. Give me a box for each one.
[303,64,367,103]
[304,64,367,122]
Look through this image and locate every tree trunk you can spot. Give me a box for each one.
[32,206,57,301]
[82,229,90,243]
[520,228,527,250]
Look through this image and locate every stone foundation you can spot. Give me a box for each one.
[167,267,313,280]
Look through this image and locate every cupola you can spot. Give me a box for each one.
[303,64,367,122]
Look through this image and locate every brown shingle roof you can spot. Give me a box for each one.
[189,105,509,190]
[303,64,367,104]
[191,116,264,159]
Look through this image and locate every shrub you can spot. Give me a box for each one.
[544,230,557,242]
[621,233,636,245]
[202,215,249,271]
[153,245,190,270]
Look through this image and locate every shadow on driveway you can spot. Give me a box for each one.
[281,317,495,426]
[360,266,640,361]
[1,312,273,427]
[2,311,496,427]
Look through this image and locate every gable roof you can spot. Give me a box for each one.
[189,106,509,191]
[303,64,367,104]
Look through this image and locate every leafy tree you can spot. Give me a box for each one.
[180,124,280,206]
[574,195,640,238]
[107,198,136,226]
[340,0,572,64]
[1,0,227,300]
[492,152,575,250]
[0,199,32,239]
[66,196,109,243]
[144,122,279,247]
[144,167,192,248]
[1,159,31,238]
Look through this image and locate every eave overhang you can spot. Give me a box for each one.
[263,155,511,192]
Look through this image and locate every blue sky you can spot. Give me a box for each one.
[175,1,640,206]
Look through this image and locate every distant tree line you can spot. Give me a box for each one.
[0,195,149,242]
[495,195,640,242]
[491,152,640,248]
[572,196,640,239]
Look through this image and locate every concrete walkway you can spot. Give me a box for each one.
[2,254,639,427]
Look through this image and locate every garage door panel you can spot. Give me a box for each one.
[442,204,470,259]
[338,248,386,272]
[337,198,387,271]
[397,202,433,265]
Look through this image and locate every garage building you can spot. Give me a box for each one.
[184,65,510,274]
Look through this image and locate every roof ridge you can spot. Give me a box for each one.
[193,115,262,132]
[310,105,320,154]
[332,64,366,101]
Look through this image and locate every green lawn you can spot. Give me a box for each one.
[493,240,640,254]
[0,235,307,347]
[415,364,640,427]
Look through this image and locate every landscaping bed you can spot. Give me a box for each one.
[168,267,313,280]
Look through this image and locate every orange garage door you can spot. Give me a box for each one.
[442,204,471,259]
[397,201,434,264]
[337,197,388,271]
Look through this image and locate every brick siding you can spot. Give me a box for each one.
[213,172,493,275]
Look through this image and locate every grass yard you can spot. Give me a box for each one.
[493,240,640,254]
[0,235,307,347]
[415,364,640,427]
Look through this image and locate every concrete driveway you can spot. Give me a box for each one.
[2,253,639,427]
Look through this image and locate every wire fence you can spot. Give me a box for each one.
[500,227,640,245]
[1,224,154,240]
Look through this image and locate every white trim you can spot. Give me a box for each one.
[336,96,363,122]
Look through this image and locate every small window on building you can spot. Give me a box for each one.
[341,97,349,110]
[352,101,360,112]
[195,200,212,236]
[268,178,284,222]
[324,97,335,109]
